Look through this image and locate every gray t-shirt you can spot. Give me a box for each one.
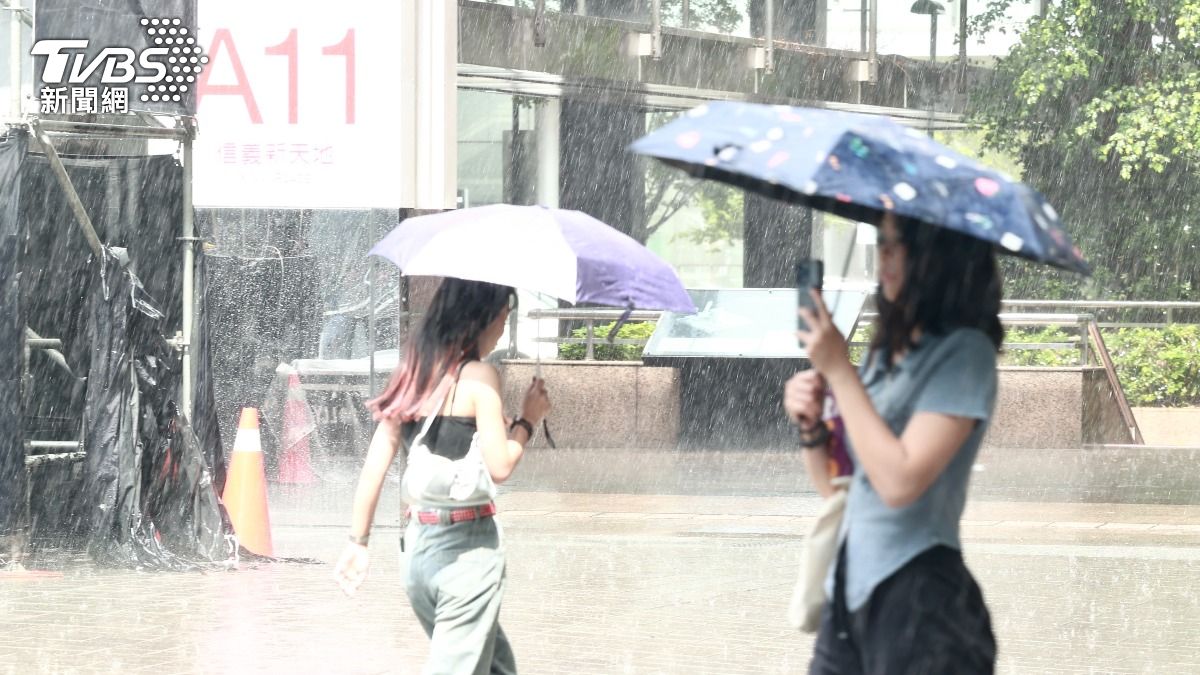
[828,327,998,612]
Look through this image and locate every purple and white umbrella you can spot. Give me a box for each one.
[369,204,696,314]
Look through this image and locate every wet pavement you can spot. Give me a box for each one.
[4,451,1200,674]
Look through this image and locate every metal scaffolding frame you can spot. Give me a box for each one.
[3,114,198,554]
[9,115,199,416]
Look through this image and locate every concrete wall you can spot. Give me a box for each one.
[494,444,1200,504]
[988,367,1136,448]
[1132,407,1200,447]
[499,362,1140,450]
[988,369,1083,449]
[498,361,680,449]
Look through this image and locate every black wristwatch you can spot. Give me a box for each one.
[510,416,534,439]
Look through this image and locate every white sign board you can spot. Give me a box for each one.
[193,1,455,209]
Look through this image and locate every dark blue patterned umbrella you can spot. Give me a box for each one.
[630,102,1090,275]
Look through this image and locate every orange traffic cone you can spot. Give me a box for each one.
[277,373,317,484]
[222,407,274,556]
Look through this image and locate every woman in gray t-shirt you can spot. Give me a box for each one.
[785,212,1000,673]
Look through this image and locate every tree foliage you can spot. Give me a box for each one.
[969,0,1200,299]
[1005,325,1200,406]
[643,112,744,246]
[558,321,656,361]
[659,0,745,32]
[685,181,744,246]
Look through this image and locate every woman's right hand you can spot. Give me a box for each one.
[333,543,370,597]
[784,369,825,428]
[521,376,551,425]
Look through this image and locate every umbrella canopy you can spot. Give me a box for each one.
[631,102,1090,275]
[369,204,696,314]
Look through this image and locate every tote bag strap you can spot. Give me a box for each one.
[410,389,447,450]
[410,361,470,450]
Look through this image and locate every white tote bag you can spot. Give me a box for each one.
[400,391,497,508]
[789,476,851,633]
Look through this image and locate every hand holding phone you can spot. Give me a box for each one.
[796,259,824,333]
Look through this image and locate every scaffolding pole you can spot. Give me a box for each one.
[29,118,185,139]
[29,121,105,259]
[181,119,196,422]
[23,327,74,378]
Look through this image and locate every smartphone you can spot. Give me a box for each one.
[796,258,824,332]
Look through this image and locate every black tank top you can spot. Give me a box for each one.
[400,363,478,461]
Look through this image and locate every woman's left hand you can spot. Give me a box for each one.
[797,289,853,379]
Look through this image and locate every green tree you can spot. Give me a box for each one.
[969,0,1200,300]
[659,0,745,32]
[686,182,744,246]
[559,321,657,360]
[643,111,745,246]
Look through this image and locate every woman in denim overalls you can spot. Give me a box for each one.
[334,279,551,675]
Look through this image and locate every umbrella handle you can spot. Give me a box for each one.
[607,303,636,344]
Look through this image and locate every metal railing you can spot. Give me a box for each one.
[1001,300,1200,328]
[1088,321,1145,444]
[856,311,1097,365]
[521,300,1200,362]
[525,307,1106,364]
[526,308,664,361]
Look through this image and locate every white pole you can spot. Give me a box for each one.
[535,98,560,208]
[651,0,662,59]
[181,124,195,422]
[414,0,458,210]
[9,3,21,116]
[368,221,377,395]
[764,0,774,72]
[869,0,878,83]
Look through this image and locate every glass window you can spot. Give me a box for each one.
[643,108,746,288]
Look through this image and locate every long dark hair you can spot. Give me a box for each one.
[871,216,1004,367]
[368,278,515,422]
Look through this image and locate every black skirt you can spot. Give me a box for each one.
[809,545,996,675]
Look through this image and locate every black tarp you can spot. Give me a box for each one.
[79,251,230,567]
[0,132,28,542]
[1,131,231,568]
[192,247,226,493]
